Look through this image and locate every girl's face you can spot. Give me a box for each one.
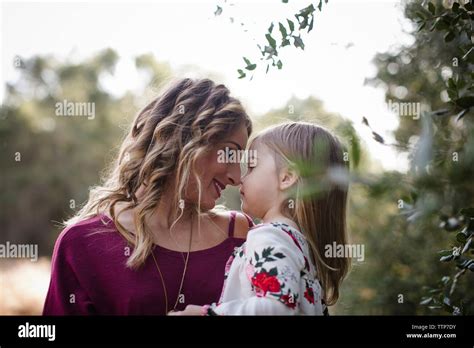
[186,123,249,210]
[240,143,280,219]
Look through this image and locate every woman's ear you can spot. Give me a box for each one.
[278,167,298,191]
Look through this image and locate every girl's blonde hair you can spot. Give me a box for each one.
[65,78,252,269]
[250,121,350,306]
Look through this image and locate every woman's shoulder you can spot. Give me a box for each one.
[210,209,253,239]
[54,214,118,254]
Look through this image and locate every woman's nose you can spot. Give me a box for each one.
[227,163,242,186]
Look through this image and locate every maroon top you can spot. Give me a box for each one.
[43,211,253,315]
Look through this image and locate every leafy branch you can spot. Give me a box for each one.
[214,0,328,79]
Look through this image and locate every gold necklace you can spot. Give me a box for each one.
[151,215,193,315]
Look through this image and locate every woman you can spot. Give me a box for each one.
[43,78,254,315]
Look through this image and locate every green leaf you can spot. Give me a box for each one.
[440,255,454,262]
[262,247,273,258]
[254,251,260,261]
[447,89,458,100]
[268,22,274,34]
[214,5,222,16]
[245,64,257,71]
[268,267,278,276]
[279,22,287,39]
[372,131,385,144]
[293,35,305,50]
[444,31,455,42]
[448,78,457,90]
[428,2,436,15]
[277,60,283,70]
[299,4,315,17]
[266,33,277,49]
[287,19,295,32]
[299,16,309,30]
[243,57,256,71]
[415,11,427,20]
[308,16,314,32]
[438,250,453,257]
[433,18,450,31]
[237,69,246,79]
[455,96,474,108]
[418,21,426,32]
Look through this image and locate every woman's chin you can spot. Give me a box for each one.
[200,198,216,211]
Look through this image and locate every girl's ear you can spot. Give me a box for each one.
[278,167,298,191]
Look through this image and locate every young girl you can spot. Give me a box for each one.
[169,122,350,315]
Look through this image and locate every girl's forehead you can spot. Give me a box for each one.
[249,142,272,162]
[248,139,263,151]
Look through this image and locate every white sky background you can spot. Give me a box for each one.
[0,0,416,171]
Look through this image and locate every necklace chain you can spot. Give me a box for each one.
[151,215,193,315]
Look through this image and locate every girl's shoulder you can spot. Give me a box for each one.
[248,221,308,252]
[243,222,315,281]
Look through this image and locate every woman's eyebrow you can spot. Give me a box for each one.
[224,141,243,151]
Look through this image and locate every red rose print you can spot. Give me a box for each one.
[251,272,281,296]
[304,287,315,304]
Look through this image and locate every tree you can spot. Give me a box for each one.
[365,0,474,314]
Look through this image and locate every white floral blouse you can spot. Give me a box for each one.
[207,222,329,315]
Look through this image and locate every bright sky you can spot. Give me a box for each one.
[1,0,415,171]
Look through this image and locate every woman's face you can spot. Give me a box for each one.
[186,123,249,210]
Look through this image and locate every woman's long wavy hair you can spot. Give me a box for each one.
[250,122,350,306]
[65,78,252,269]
